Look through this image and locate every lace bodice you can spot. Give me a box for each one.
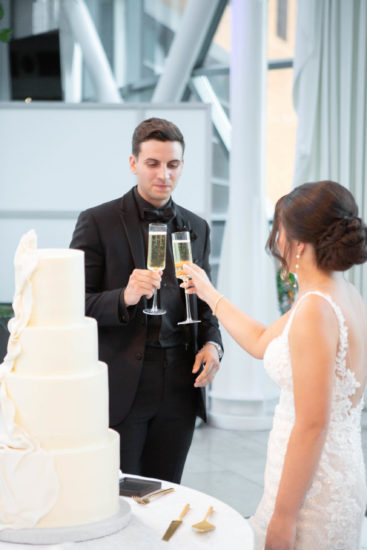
[250,291,366,550]
[265,291,363,425]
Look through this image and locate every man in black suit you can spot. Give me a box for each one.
[70,118,223,483]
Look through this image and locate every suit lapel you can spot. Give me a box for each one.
[173,204,186,233]
[117,193,202,270]
[117,189,146,270]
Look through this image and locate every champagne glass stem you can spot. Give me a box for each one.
[151,287,158,312]
[184,288,193,321]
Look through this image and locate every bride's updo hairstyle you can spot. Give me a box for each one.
[267,180,367,273]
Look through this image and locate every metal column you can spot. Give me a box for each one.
[61,0,121,103]
[209,0,279,430]
[152,0,226,103]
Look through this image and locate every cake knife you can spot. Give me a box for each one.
[162,503,190,541]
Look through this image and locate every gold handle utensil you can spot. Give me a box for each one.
[132,487,174,505]
[162,503,190,541]
[192,506,216,533]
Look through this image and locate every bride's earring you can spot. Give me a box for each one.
[295,254,300,270]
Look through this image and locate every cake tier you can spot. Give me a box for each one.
[37,429,120,528]
[6,362,109,449]
[29,249,85,326]
[14,317,98,375]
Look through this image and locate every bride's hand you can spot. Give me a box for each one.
[265,514,296,550]
[181,263,218,306]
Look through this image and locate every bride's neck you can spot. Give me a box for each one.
[296,269,344,296]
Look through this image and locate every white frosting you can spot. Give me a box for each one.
[14,318,98,375]
[6,362,109,449]
[38,430,120,528]
[29,249,85,326]
[0,230,59,530]
[0,231,120,531]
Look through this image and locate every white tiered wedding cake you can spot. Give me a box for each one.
[0,231,122,538]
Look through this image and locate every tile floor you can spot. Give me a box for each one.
[182,411,367,548]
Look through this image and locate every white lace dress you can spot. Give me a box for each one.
[250,291,366,549]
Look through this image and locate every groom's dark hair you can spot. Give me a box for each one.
[132,117,185,157]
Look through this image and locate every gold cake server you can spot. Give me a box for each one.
[162,503,190,541]
[192,506,215,532]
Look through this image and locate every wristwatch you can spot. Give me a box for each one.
[206,341,223,361]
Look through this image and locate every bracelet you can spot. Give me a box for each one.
[212,294,224,317]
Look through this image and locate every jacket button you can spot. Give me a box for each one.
[136,352,143,360]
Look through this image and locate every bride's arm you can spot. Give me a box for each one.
[182,263,284,359]
[265,295,338,549]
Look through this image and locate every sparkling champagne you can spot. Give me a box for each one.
[147,232,166,271]
[172,239,192,280]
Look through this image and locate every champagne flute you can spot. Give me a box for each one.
[143,223,167,315]
[172,231,201,325]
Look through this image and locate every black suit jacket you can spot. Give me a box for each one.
[70,188,222,426]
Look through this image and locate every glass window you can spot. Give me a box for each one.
[142,0,185,76]
[277,0,288,40]
[204,4,230,67]
[267,0,297,207]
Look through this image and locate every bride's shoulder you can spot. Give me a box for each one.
[290,293,339,337]
[287,296,340,365]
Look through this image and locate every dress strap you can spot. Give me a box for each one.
[283,291,348,354]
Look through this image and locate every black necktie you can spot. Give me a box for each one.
[143,206,175,223]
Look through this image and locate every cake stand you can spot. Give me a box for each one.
[0,498,130,545]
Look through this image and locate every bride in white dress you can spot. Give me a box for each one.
[183,180,367,550]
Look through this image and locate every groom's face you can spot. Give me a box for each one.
[129,139,184,208]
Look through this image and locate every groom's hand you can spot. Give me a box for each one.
[123,269,162,306]
[192,343,220,387]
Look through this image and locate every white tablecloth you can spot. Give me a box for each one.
[0,476,254,549]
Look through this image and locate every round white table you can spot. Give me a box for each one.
[0,477,254,549]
